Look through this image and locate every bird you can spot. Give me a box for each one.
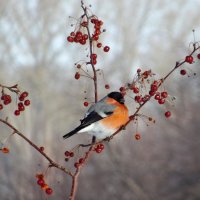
[63,91,129,140]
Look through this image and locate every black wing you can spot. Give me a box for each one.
[63,110,113,139]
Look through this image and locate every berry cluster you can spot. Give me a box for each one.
[0,87,31,116]
[179,54,200,76]
[64,150,74,160]
[67,13,110,80]
[67,17,110,53]
[36,174,53,195]
[94,143,104,153]
[14,91,30,116]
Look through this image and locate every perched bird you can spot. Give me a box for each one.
[63,91,129,140]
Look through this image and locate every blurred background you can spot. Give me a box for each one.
[0,0,200,199]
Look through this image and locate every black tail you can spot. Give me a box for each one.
[63,125,83,139]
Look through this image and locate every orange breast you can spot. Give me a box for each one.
[100,99,129,129]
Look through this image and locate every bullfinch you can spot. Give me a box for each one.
[63,91,129,140]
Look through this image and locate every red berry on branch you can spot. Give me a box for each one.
[133,87,139,94]
[79,39,86,45]
[151,84,158,92]
[79,158,85,164]
[165,111,171,118]
[20,91,29,99]
[154,94,161,100]
[103,46,110,52]
[24,99,31,106]
[135,133,141,140]
[67,36,74,43]
[75,72,80,80]
[64,151,70,157]
[45,188,53,195]
[90,54,97,59]
[149,90,155,96]
[98,143,104,150]
[105,84,110,89]
[161,91,168,98]
[39,146,44,151]
[180,69,186,75]
[0,104,3,110]
[74,162,79,168]
[197,53,200,59]
[97,43,102,48]
[135,95,142,103]
[69,152,74,157]
[18,104,25,111]
[185,55,193,64]
[83,34,88,40]
[37,179,45,186]
[70,32,75,37]
[158,98,165,104]
[84,101,89,107]
[14,110,20,116]
[137,68,141,73]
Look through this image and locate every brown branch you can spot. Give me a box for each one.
[0,118,73,177]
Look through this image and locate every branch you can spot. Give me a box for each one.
[0,118,73,177]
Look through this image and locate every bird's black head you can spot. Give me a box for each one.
[108,91,125,104]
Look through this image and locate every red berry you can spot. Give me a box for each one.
[70,32,75,37]
[14,110,20,116]
[197,53,200,59]
[91,58,97,65]
[67,36,74,43]
[135,95,142,103]
[103,46,110,52]
[158,98,165,104]
[95,148,102,153]
[90,54,97,60]
[165,111,171,118]
[133,87,139,94]
[79,39,86,45]
[154,94,161,100]
[84,101,89,107]
[105,84,110,89]
[180,69,186,75]
[137,68,141,73]
[83,34,88,40]
[64,151,70,157]
[0,104,3,110]
[20,91,29,99]
[45,188,53,195]
[161,91,168,98]
[92,34,99,41]
[18,104,25,111]
[98,143,104,150]
[151,84,158,92]
[24,99,30,106]
[74,162,79,168]
[37,179,45,186]
[75,72,80,80]
[119,87,126,92]
[39,146,44,151]
[135,134,141,140]
[79,158,85,164]
[69,152,74,157]
[185,55,193,64]
[149,90,155,96]
[97,43,102,48]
